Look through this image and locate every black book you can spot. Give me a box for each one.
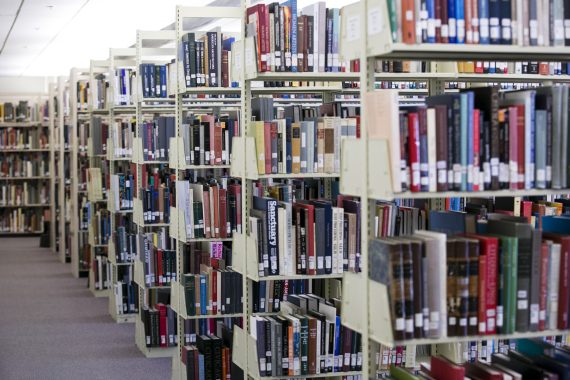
[210,335,223,380]
[188,33,197,88]
[196,335,213,380]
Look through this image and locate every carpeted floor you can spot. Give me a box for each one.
[0,237,172,380]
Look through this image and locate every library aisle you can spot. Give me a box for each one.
[0,238,171,380]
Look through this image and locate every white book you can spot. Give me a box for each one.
[426,108,437,192]
[415,230,447,338]
[547,242,561,330]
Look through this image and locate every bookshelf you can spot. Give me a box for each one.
[0,93,50,237]
[334,0,570,377]
[133,29,177,359]
[106,48,138,324]
[49,82,57,250]
[69,67,91,279]
[87,59,111,298]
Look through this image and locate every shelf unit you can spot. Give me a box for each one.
[69,67,91,278]
[0,93,50,236]
[106,48,138,324]
[335,0,570,377]
[87,58,111,298]
[170,6,246,379]
[133,29,177,358]
[49,82,57,249]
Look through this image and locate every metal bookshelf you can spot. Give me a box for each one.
[106,48,138,324]
[69,67,91,279]
[49,82,57,249]
[87,59,111,298]
[133,29,177,358]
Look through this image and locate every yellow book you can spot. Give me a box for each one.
[254,121,266,175]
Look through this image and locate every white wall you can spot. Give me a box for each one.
[0,76,52,96]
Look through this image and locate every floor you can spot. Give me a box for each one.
[0,237,172,380]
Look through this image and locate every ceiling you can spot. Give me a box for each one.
[0,0,356,77]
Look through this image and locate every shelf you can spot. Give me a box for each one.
[171,279,243,320]
[133,261,171,290]
[0,176,50,180]
[181,87,241,95]
[132,137,170,165]
[0,231,43,236]
[368,42,570,62]
[0,148,50,153]
[232,326,361,380]
[248,72,360,82]
[0,121,48,127]
[0,203,49,208]
[231,136,340,180]
[135,318,177,358]
[91,108,110,114]
[108,284,137,324]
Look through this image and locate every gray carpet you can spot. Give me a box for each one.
[0,237,172,380]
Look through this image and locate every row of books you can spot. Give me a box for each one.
[139,232,176,287]
[176,179,242,240]
[407,338,570,380]
[0,101,48,123]
[0,156,49,178]
[113,225,137,263]
[141,116,176,162]
[0,128,49,150]
[112,267,138,316]
[90,117,108,156]
[367,85,570,194]
[141,303,178,348]
[76,81,89,111]
[388,0,570,46]
[456,60,570,75]
[373,207,570,342]
[0,183,49,206]
[181,113,240,167]
[110,173,134,211]
[253,115,355,175]
[92,74,109,110]
[246,1,345,73]
[139,166,174,225]
[113,68,136,106]
[249,193,361,277]
[93,254,111,290]
[110,120,134,158]
[140,63,170,99]
[91,209,110,245]
[180,31,238,89]
[0,209,44,233]
[181,268,243,317]
[251,295,362,377]
[252,279,314,313]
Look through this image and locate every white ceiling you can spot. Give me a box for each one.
[0,0,357,77]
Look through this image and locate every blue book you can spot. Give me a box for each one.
[333,316,341,371]
[466,91,474,191]
[489,0,501,44]
[285,0,298,72]
[311,200,333,274]
[200,274,207,315]
[160,65,167,98]
[198,354,205,380]
[259,280,267,312]
[448,0,457,43]
[455,0,465,43]
[500,0,512,44]
[542,216,570,234]
[460,93,469,190]
[427,0,436,43]
[478,0,490,44]
[332,8,340,71]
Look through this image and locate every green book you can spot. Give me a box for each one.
[184,274,196,316]
[386,0,398,43]
[390,365,420,380]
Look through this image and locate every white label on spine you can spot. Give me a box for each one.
[469,317,477,326]
[448,19,457,37]
[405,10,413,21]
[368,7,383,36]
[415,313,423,327]
[530,304,539,324]
[459,318,467,327]
[518,300,528,310]
[405,319,414,333]
[395,318,405,331]
[441,25,449,38]
[518,290,527,298]
[555,20,565,40]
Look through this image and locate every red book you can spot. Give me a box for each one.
[431,356,465,380]
[212,270,218,315]
[157,303,168,347]
[512,105,526,189]
[539,242,549,331]
[212,185,220,238]
[434,0,442,42]
[544,233,570,330]
[465,234,498,334]
[246,4,268,72]
[214,122,222,165]
[473,109,480,191]
[230,184,242,234]
[382,205,389,237]
[203,189,211,238]
[478,254,487,334]
[294,203,316,275]
[532,203,546,229]
[219,188,228,238]
[401,0,416,44]
[157,249,164,286]
[207,116,215,165]
[264,121,271,174]
[407,112,421,192]
[520,201,533,224]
